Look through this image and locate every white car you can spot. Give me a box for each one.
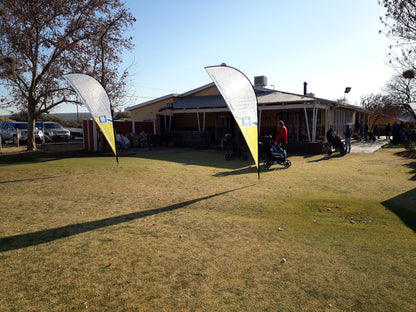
[35,121,70,142]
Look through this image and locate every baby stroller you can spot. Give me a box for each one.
[222,134,249,161]
[259,136,291,169]
[327,135,346,156]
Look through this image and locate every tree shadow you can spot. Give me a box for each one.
[0,175,80,185]
[135,148,251,170]
[405,162,416,181]
[0,149,92,167]
[382,188,416,233]
[0,185,253,253]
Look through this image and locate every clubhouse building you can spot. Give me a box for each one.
[125,77,370,153]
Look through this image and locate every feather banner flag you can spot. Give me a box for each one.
[63,74,118,161]
[205,65,259,177]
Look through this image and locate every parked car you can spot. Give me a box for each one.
[67,127,84,140]
[0,121,44,145]
[35,121,70,142]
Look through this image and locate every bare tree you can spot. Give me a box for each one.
[379,0,416,51]
[384,73,416,114]
[0,0,135,150]
[361,93,402,128]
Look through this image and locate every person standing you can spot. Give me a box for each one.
[373,125,380,139]
[275,120,288,149]
[344,124,352,153]
[392,121,400,145]
[364,123,369,141]
[385,122,392,141]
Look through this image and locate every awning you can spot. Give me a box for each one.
[159,95,227,112]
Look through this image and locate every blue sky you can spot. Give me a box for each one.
[1,0,397,115]
[123,0,395,108]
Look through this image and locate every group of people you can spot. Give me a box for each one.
[116,131,151,150]
[386,121,416,145]
[326,125,352,154]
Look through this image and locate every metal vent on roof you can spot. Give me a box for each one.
[254,76,268,87]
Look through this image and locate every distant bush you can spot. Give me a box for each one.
[0,116,13,122]
[64,120,82,128]
[36,114,67,125]
[9,111,28,121]
[114,111,131,121]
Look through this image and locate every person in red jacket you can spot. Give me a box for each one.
[275,120,288,149]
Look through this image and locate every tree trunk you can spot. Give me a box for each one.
[26,100,37,151]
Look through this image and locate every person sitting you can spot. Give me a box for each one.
[326,127,335,144]
[116,133,130,150]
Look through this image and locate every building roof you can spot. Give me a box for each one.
[126,93,180,111]
[127,81,367,113]
[257,90,328,104]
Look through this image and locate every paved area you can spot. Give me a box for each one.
[350,137,389,153]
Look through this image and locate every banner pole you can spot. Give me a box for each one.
[111,108,119,166]
[257,103,260,180]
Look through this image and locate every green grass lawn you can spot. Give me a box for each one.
[0,146,415,312]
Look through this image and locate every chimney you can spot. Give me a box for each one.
[303,82,307,95]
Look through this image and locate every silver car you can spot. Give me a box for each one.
[0,121,44,144]
[35,121,70,142]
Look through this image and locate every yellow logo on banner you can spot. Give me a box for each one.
[93,116,116,156]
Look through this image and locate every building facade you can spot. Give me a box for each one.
[127,81,369,153]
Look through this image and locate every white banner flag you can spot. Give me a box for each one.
[63,74,117,157]
[205,65,259,171]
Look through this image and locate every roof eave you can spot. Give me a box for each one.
[126,93,180,111]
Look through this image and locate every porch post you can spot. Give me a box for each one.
[325,108,330,140]
[312,105,317,143]
[197,110,201,132]
[93,120,97,152]
[258,105,263,137]
[203,112,206,132]
[304,105,311,142]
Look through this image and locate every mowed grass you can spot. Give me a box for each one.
[0,146,415,312]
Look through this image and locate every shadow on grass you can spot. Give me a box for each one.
[213,166,258,177]
[0,151,62,166]
[0,185,253,253]
[307,154,344,162]
[134,148,251,170]
[0,149,94,167]
[214,164,293,177]
[0,175,69,185]
[405,162,416,181]
[382,188,416,233]
[1,147,265,172]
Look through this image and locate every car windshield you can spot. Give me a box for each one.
[37,122,63,129]
[14,122,28,129]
